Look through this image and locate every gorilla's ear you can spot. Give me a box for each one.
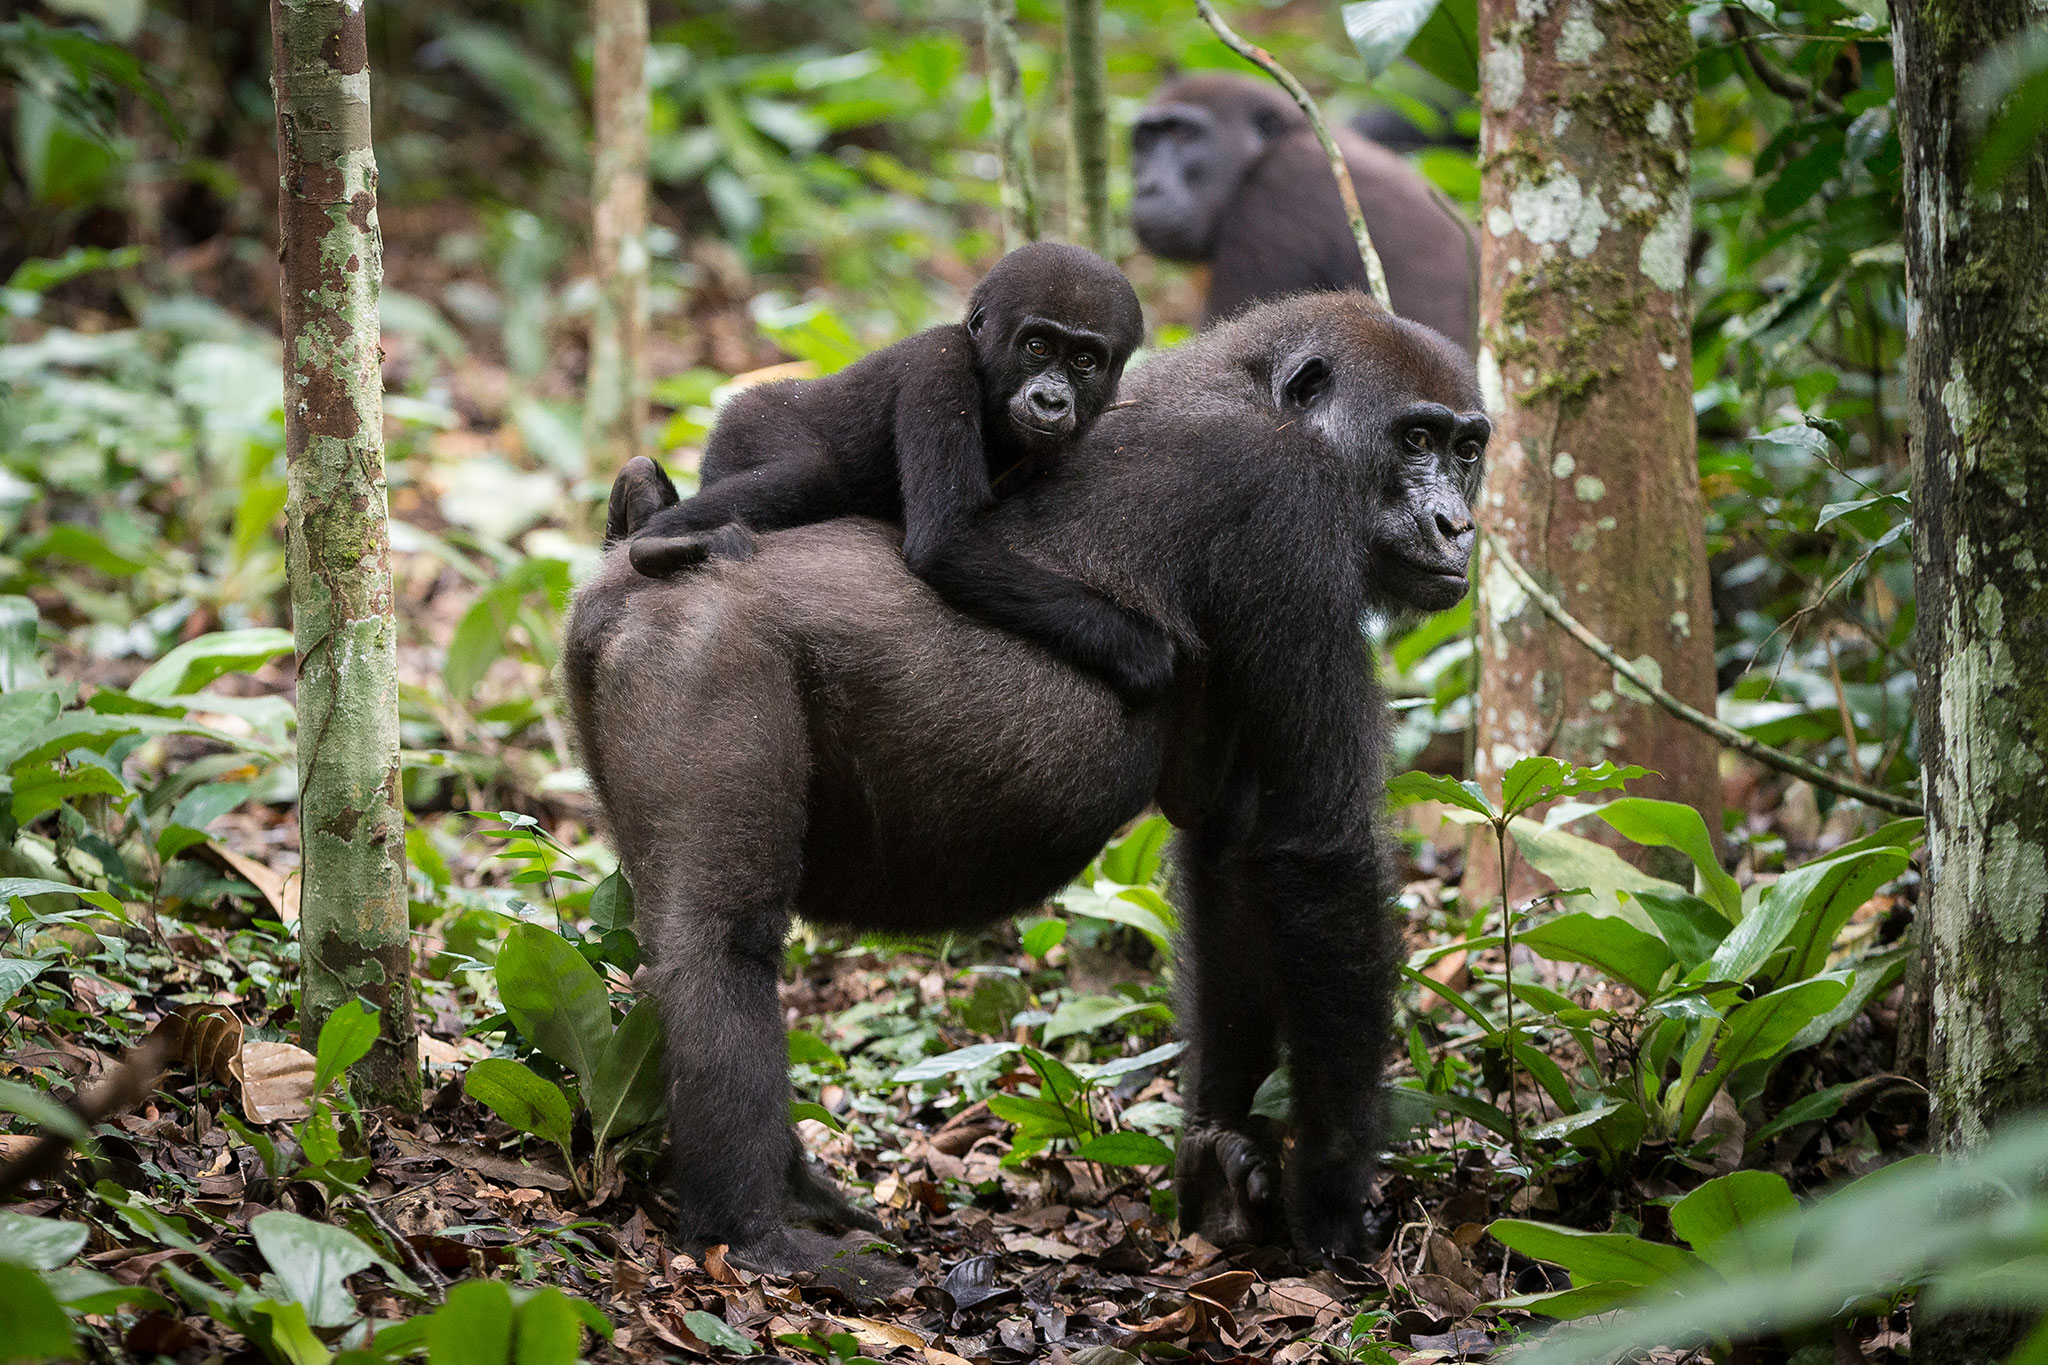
[1279,354,1334,409]
[967,305,988,336]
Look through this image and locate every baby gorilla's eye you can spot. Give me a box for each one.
[1455,440,1482,464]
[1403,427,1432,452]
[1072,353,1098,373]
[1025,337,1050,359]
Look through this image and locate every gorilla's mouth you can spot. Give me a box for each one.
[1386,547,1469,585]
[1014,415,1075,441]
[1382,548,1471,605]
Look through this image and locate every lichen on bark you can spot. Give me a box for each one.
[586,0,651,469]
[1473,0,1721,875]
[271,0,419,1110]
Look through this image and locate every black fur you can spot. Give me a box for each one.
[563,293,1489,1272]
[615,242,1174,703]
[1131,73,1478,349]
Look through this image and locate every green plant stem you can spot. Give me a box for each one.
[1495,820,1524,1169]
[1062,0,1111,255]
[1192,0,1392,311]
[1483,530,1923,816]
[982,0,1042,247]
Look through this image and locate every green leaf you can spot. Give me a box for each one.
[787,1029,844,1070]
[587,998,664,1147]
[1506,819,1682,930]
[0,1079,87,1142]
[0,1263,77,1363]
[247,1299,333,1365]
[1342,0,1447,79]
[1074,1131,1174,1166]
[790,1100,843,1132]
[1042,995,1170,1044]
[1019,916,1067,958]
[1487,1279,1644,1320]
[587,870,634,933]
[1402,0,1480,92]
[1078,1040,1188,1083]
[1488,1219,1701,1288]
[1526,1102,1648,1159]
[1059,885,1176,954]
[1703,846,1908,986]
[464,1060,575,1152]
[1098,816,1172,885]
[1593,799,1741,921]
[1747,1080,1858,1147]
[41,1267,170,1316]
[1518,912,1675,997]
[0,959,48,1009]
[1629,889,1729,973]
[496,923,614,1078]
[0,596,46,692]
[427,1278,515,1365]
[1385,769,1494,817]
[892,1041,1019,1084]
[11,763,129,826]
[510,1286,584,1365]
[129,629,296,702]
[1679,978,1850,1139]
[249,1210,379,1329]
[1670,1170,1798,1274]
[313,1000,380,1094]
[0,877,125,921]
[0,1214,87,1271]
[1500,757,1649,819]
[682,1309,758,1355]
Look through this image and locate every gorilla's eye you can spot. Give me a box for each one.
[1455,440,1482,464]
[1072,353,1098,374]
[1403,427,1432,453]
[1025,337,1050,359]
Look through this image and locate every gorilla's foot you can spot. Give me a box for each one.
[1175,1125,1284,1248]
[604,455,679,546]
[782,1153,886,1236]
[725,1227,914,1304]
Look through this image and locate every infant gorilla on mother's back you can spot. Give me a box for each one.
[608,242,1175,703]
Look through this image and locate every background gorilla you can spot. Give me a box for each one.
[1131,72,1477,348]
[563,293,1488,1274]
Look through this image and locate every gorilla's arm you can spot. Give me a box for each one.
[895,370,1178,705]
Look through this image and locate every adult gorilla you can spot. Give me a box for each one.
[563,294,1488,1272]
[1132,72,1477,348]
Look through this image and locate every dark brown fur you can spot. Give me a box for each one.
[1132,73,1478,348]
[564,293,1488,1270]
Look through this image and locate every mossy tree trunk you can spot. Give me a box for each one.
[1894,0,2048,1355]
[1062,0,1111,256]
[586,0,651,470]
[983,0,1043,248]
[271,0,419,1108]
[1472,0,1720,868]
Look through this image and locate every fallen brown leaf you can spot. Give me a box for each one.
[238,1040,317,1124]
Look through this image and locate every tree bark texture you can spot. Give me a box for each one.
[983,0,1043,248]
[1062,0,1112,256]
[271,0,419,1110]
[586,0,651,470]
[1895,0,2048,1352]
[1472,0,1720,866]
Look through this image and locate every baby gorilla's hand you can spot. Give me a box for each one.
[628,523,759,578]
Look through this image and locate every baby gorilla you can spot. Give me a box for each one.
[609,242,1175,702]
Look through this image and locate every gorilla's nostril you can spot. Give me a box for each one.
[1436,510,1473,539]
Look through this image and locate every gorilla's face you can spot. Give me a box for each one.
[1364,401,1487,611]
[1132,102,1255,261]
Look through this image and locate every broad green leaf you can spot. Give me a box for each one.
[892,1041,1019,1084]
[1386,769,1494,816]
[682,1309,759,1355]
[1679,978,1850,1138]
[464,1060,575,1152]
[1593,799,1741,921]
[510,1286,584,1365]
[1074,1131,1174,1166]
[1670,1170,1797,1275]
[1042,995,1169,1043]
[41,1267,171,1315]
[1397,961,1495,1033]
[1098,816,1172,885]
[987,1091,1079,1137]
[11,764,129,826]
[1629,889,1729,973]
[0,1079,88,1141]
[1250,1064,1293,1122]
[1343,0,1449,77]
[1527,1102,1648,1159]
[0,1264,82,1362]
[1507,819,1682,930]
[1060,885,1176,953]
[790,1100,843,1132]
[1019,916,1067,958]
[1748,1080,1857,1146]
[1500,757,1649,819]
[0,877,125,921]
[249,1210,379,1328]
[313,1000,381,1094]
[427,1278,515,1365]
[1783,952,1908,1055]
[1518,912,1675,997]
[1703,846,1908,986]
[0,689,61,759]
[129,628,295,701]
[0,1213,88,1270]
[1402,0,1480,91]
[0,596,44,692]
[247,1299,332,1365]
[586,870,634,933]
[496,923,614,1078]
[587,998,664,1147]
[1078,1040,1187,1083]
[1488,1278,1644,1320]
[0,959,48,1008]
[786,1029,844,1070]
[1489,1219,1701,1287]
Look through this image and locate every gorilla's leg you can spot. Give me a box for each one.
[604,456,679,545]
[781,1137,885,1234]
[1173,827,1286,1248]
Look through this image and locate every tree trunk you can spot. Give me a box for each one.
[1062,0,1111,256]
[270,0,419,1109]
[1472,0,1720,874]
[1894,0,2048,1353]
[983,0,1043,248]
[586,0,651,470]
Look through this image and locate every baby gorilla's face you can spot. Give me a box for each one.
[998,318,1118,453]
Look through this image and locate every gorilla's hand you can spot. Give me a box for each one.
[1175,1125,1283,1248]
[628,523,759,578]
[1285,1152,1393,1266]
